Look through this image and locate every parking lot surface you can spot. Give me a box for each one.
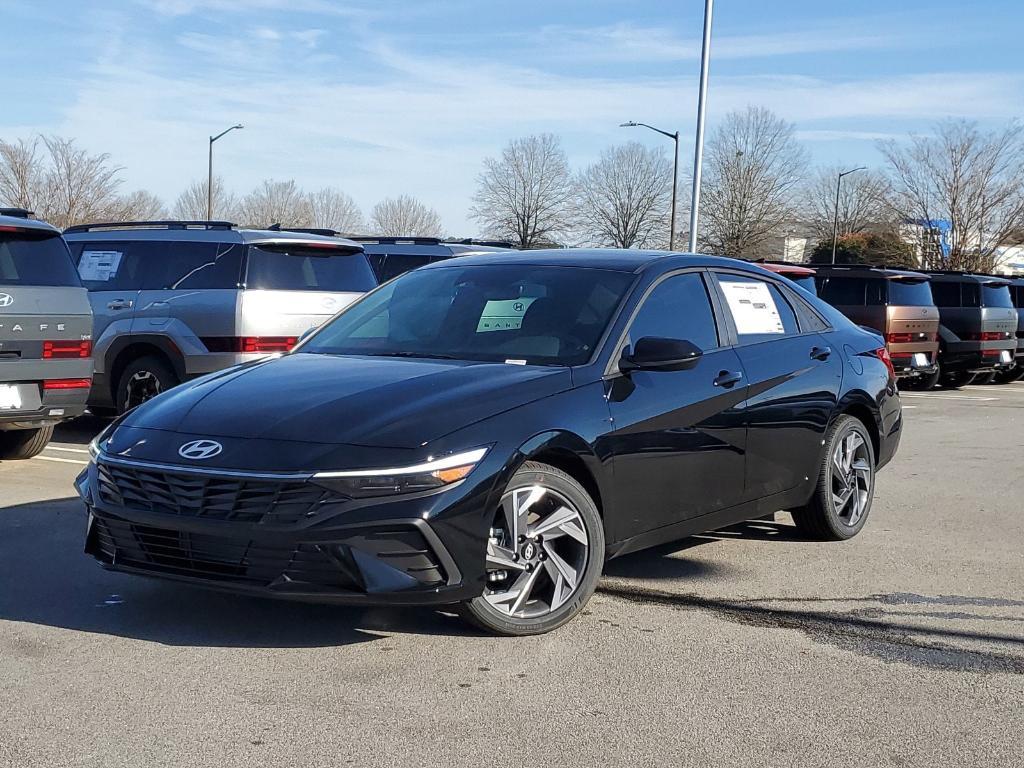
[1,389,1022,767]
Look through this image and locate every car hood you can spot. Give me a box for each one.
[120,352,573,449]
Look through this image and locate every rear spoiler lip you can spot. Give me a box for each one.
[246,236,364,254]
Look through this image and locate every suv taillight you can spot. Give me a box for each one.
[964,332,1010,341]
[43,340,92,359]
[43,378,92,390]
[241,336,297,354]
[875,347,896,381]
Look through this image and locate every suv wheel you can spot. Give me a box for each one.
[458,461,605,636]
[791,415,875,541]
[0,425,54,460]
[940,369,974,388]
[116,355,179,413]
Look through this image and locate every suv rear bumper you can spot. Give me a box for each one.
[939,343,1016,374]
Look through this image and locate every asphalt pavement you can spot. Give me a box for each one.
[1,389,1022,767]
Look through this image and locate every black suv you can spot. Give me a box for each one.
[350,237,512,282]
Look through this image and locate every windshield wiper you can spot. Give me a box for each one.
[365,351,459,360]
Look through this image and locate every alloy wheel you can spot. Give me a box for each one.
[830,431,872,527]
[124,371,163,411]
[483,485,589,618]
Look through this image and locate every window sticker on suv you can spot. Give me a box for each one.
[720,280,785,335]
[78,250,123,282]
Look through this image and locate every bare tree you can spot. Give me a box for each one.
[699,106,808,258]
[880,120,1024,271]
[574,142,673,248]
[237,179,312,228]
[471,134,573,248]
[173,177,239,221]
[370,195,443,237]
[804,166,892,240]
[306,187,364,233]
[0,137,44,210]
[114,190,168,221]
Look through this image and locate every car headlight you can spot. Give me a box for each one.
[311,447,489,498]
[88,419,119,459]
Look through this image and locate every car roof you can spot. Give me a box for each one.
[923,270,1011,285]
[0,209,61,235]
[813,264,929,280]
[62,221,362,251]
[417,248,783,274]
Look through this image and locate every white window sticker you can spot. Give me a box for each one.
[720,280,785,335]
[78,250,123,282]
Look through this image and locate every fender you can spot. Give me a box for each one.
[105,334,187,381]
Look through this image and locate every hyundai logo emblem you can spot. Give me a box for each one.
[0,293,13,308]
[178,439,223,460]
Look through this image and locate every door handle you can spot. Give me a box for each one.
[107,299,134,310]
[810,346,832,361]
[713,370,743,388]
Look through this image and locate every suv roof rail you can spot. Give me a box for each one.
[0,207,33,219]
[449,238,514,248]
[265,224,341,236]
[347,236,444,245]
[63,220,236,234]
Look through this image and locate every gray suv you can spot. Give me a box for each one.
[64,221,373,414]
[0,209,93,458]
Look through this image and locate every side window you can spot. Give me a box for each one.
[930,281,961,307]
[782,283,830,332]
[961,282,981,308]
[715,273,800,344]
[817,276,866,305]
[156,242,243,290]
[75,241,149,291]
[628,272,718,352]
[865,279,886,306]
[378,254,431,282]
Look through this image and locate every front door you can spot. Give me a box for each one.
[605,271,748,542]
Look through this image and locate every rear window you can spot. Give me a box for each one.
[982,283,1013,308]
[0,230,80,287]
[887,279,933,307]
[245,245,377,292]
[785,274,817,296]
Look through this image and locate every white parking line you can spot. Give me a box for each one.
[900,394,998,401]
[901,405,917,409]
[34,455,89,466]
[44,445,90,454]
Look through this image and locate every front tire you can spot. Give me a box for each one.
[459,461,605,636]
[791,415,875,541]
[0,425,54,460]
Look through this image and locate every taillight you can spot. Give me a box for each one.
[964,331,1009,341]
[43,340,92,359]
[875,347,896,381]
[241,336,297,354]
[885,332,913,344]
[43,378,92,390]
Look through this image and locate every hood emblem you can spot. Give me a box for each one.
[178,439,223,460]
[0,293,13,308]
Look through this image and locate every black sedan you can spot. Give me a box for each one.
[78,250,902,635]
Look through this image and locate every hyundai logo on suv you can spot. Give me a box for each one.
[178,439,223,460]
[0,293,13,308]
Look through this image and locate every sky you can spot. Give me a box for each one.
[3,0,1024,234]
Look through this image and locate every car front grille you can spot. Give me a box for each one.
[96,460,339,525]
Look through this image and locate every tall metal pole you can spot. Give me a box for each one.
[670,131,679,250]
[687,0,714,253]
[831,166,866,264]
[207,124,243,221]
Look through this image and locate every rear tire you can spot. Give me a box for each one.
[905,363,940,391]
[994,365,1023,384]
[458,461,605,636]
[0,425,54,460]
[116,355,179,413]
[973,371,996,385]
[940,369,974,389]
[791,415,875,541]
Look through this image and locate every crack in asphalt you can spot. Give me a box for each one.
[596,585,1024,675]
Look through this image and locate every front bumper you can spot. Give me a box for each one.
[76,455,491,606]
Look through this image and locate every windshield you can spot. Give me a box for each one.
[300,264,635,365]
[0,231,80,287]
[246,245,377,292]
[982,283,1014,308]
[887,278,934,307]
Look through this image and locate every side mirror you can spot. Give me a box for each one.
[619,337,703,374]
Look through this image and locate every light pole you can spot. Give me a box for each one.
[831,166,866,263]
[621,121,680,250]
[207,124,243,220]
[688,0,714,253]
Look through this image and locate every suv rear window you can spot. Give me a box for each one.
[0,231,80,287]
[245,245,377,292]
[887,278,933,306]
[982,283,1013,308]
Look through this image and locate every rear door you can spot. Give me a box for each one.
[0,228,91,412]
[70,240,145,345]
[239,241,377,342]
[711,271,843,500]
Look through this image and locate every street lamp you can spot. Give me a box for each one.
[831,166,867,263]
[621,121,680,250]
[688,0,714,253]
[207,124,243,221]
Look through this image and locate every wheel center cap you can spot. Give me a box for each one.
[520,541,537,560]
